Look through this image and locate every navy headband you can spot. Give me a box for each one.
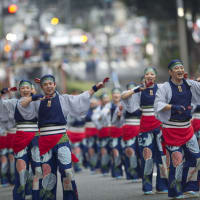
[40,74,55,85]
[19,80,32,88]
[144,67,157,75]
[168,59,183,69]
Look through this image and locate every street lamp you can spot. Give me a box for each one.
[51,17,59,25]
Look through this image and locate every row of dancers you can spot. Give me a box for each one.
[0,59,200,200]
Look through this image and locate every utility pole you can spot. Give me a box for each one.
[66,0,71,27]
[176,0,189,73]
[1,0,5,38]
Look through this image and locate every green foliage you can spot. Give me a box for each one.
[66,79,94,94]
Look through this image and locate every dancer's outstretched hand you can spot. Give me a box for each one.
[92,77,110,93]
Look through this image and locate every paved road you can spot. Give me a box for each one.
[1,169,199,200]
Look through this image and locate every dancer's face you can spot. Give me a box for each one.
[41,80,56,96]
[144,71,156,84]
[169,65,184,81]
[102,96,110,105]
[112,93,121,104]
[20,85,32,97]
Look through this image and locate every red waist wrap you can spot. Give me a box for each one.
[39,134,63,156]
[67,130,85,143]
[122,125,140,141]
[7,133,16,149]
[110,126,123,138]
[39,133,78,163]
[98,127,110,138]
[191,118,200,133]
[161,125,194,146]
[0,136,7,149]
[85,127,98,138]
[13,131,35,154]
[140,115,161,133]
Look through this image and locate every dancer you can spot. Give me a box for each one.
[122,67,168,194]
[154,59,200,199]
[119,82,142,181]
[18,74,105,200]
[0,81,42,200]
[93,93,111,175]
[84,96,100,172]
[67,114,85,172]
[109,88,123,178]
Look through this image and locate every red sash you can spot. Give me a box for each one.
[110,126,123,138]
[39,133,78,163]
[122,125,140,141]
[191,118,200,133]
[39,134,63,156]
[161,125,194,146]
[67,130,85,143]
[85,127,98,138]
[7,133,16,149]
[13,131,36,154]
[0,136,7,149]
[140,115,161,133]
[98,127,110,138]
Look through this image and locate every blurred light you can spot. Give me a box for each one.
[134,37,142,44]
[177,7,184,17]
[6,33,17,42]
[81,35,88,43]
[146,43,154,55]
[104,25,113,34]
[177,0,184,17]
[0,68,6,80]
[51,17,59,25]
[45,26,54,34]
[197,19,200,27]
[8,4,18,14]
[4,44,11,53]
[185,12,192,21]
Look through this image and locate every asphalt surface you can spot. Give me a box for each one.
[1,169,199,200]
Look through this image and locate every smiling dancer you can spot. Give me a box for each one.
[154,59,200,199]
[18,74,105,200]
[122,67,168,195]
[0,81,42,200]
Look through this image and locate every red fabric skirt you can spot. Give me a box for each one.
[39,134,63,156]
[161,125,194,146]
[140,115,161,133]
[110,126,123,138]
[39,133,78,163]
[0,135,7,149]
[7,133,16,149]
[98,127,110,138]
[122,125,140,141]
[191,118,200,133]
[85,127,98,138]
[13,131,35,154]
[67,130,85,143]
